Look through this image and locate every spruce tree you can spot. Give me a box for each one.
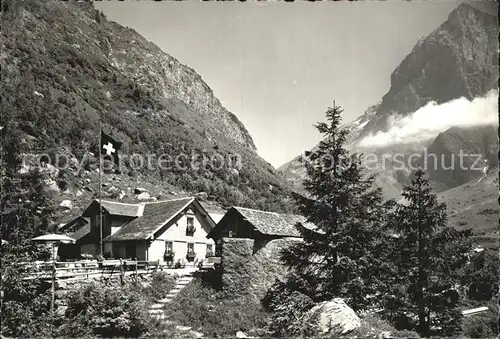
[1,96,56,253]
[386,168,472,336]
[281,103,390,310]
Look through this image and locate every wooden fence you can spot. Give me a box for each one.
[20,259,208,283]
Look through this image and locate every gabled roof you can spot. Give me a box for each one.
[59,215,90,233]
[200,201,227,215]
[229,206,311,237]
[70,223,91,241]
[103,197,211,242]
[82,200,143,218]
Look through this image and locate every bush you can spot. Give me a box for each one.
[460,302,498,338]
[0,250,56,337]
[262,278,316,337]
[60,281,153,337]
[163,279,269,337]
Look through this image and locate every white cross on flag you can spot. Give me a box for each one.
[100,131,122,168]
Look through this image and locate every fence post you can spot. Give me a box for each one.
[135,259,138,280]
[120,259,124,286]
[50,261,56,336]
[157,259,160,272]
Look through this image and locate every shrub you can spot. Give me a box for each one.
[460,302,498,338]
[262,278,316,337]
[0,250,56,337]
[60,281,152,337]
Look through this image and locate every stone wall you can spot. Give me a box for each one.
[221,237,301,299]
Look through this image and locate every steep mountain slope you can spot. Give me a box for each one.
[1,0,296,219]
[361,2,498,136]
[2,0,255,152]
[417,125,498,188]
[438,171,498,249]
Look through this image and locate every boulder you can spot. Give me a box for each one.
[195,192,208,201]
[107,186,120,194]
[302,298,360,335]
[230,168,240,177]
[379,331,393,339]
[45,179,60,192]
[137,192,151,200]
[18,164,30,174]
[40,163,59,178]
[134,187,148,194]
[59,200,73,210]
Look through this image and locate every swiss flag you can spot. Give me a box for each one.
[100,131,122,169]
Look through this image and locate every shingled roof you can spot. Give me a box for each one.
[232,206,311,237]
[82,200,143,218]
[103,197,195,241]
[70,223,91,241]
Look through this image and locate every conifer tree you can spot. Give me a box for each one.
[1,94,56,253]
[386,169,472,336]
[281,103,390,310]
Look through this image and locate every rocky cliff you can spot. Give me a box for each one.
[362,2,498,135]
[104,19,256,151]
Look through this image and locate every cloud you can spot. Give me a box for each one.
[358,90,498,148]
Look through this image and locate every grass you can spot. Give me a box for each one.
[141,271,177,302]
[163,278,270,337]
[352,314,421,338]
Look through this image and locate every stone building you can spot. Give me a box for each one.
[207,206,313,298]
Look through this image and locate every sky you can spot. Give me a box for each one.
[96,1,463,168]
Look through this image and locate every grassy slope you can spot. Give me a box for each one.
[438,170,498,249]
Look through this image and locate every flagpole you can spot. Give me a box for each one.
[99,120,103,257]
